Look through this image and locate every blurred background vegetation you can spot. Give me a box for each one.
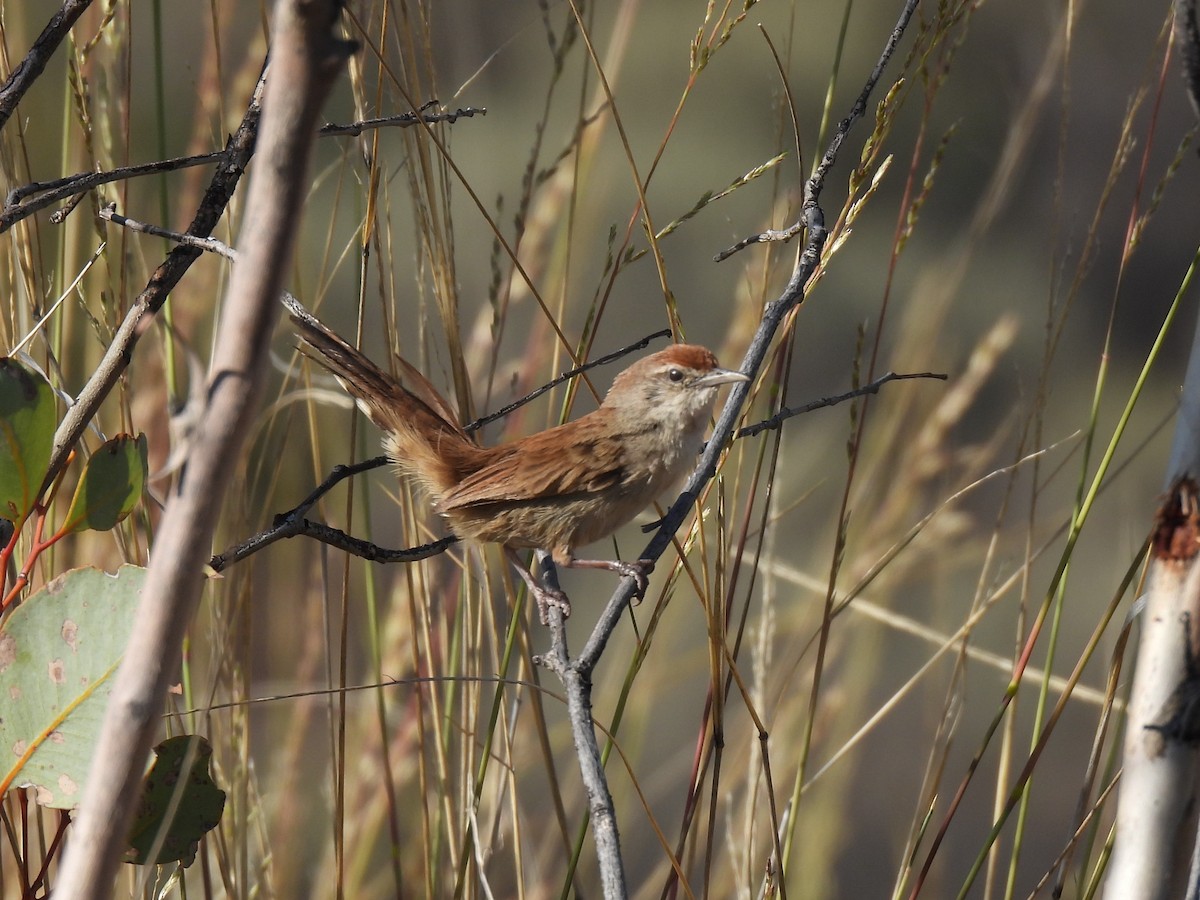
[2,0,1198,896]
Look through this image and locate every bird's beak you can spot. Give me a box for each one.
[695,368,750,388]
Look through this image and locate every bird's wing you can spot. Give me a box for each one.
[437,421,625,510]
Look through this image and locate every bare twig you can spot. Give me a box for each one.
[2,102,485,233]
[735,371,947,438]
[52,3,353,895]
[207,457,456,571]
[317,103,486,135]
[0,0,93,133]
[713,224,805,262]
[464,329,673,431]
[211,519,455,572]
[3,151,226,231]
[98,202,235,257]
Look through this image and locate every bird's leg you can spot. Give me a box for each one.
[505,546,571,624]
[563,557,654,600]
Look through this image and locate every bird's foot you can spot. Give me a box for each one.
[578,558,653,601]
[532,584,572,625]
[507,547,573,625]
[622,559,653,599]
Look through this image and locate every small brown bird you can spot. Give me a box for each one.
[286,298,747,622]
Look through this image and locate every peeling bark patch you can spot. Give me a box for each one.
[1152,476,1200,561]
[1147,613,1200,743]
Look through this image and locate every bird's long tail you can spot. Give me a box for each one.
[284,295,482,498]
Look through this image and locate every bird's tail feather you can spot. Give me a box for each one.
[285,297,482,498]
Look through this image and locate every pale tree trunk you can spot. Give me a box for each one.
[51,3,351,896]
[1104,5,1200,894]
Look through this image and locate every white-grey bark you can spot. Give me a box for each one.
[52,3,351,895]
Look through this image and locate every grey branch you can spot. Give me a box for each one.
[534,553,629,899]
[98,202,236,257]
[3,151,225,232]
[51,2,353,895]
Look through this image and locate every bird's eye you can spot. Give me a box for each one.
[667,368,684,383]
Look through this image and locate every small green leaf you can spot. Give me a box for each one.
[125,735,226,868]
[59,434,148,535]
[0,358,56,524]
[0,565,147,807]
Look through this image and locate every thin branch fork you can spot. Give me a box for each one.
[4,151,225,227]
[534,554,628,899]
[207,457,457,573]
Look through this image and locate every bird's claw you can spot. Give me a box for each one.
[533,585,572,625]
[613,559,653,601]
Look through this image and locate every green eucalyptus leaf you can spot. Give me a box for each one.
[125,735,226,868]
[0,358,56,524]
[59,434,148,535]
[0,565,146,808]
